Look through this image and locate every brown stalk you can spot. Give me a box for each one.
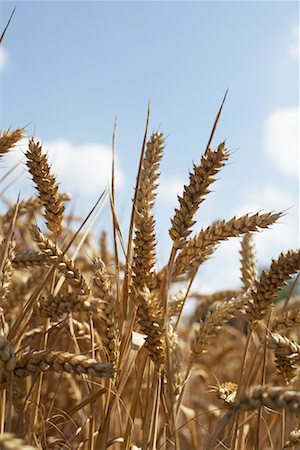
[0,8,15,45]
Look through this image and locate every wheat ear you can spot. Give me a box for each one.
[132,132,164,290]
[39,293,103,317]
[0,433,37,450]
[26,138,65,236]
[240,233,257,290]
[169,142,228,249]
[30,224,90,295]
[174,212,280,277]
[266,331,300,382]
[247,250,300,324]
[92,258,119,364]
[283,429,300,448]
[14,350,114,379]
[134,287,165,366]
[13,251,49,269]
[271,307,300,331]
[234,386,300,414]
[0,128,24,157]
[191,293,249,364]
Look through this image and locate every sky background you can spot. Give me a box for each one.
[0,1,299,293]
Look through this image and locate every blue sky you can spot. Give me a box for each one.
[0,1,299,291]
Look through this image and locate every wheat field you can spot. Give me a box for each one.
[0,11,300,450]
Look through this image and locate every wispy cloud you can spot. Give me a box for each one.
[197,183,298,293]
[158,176,184,203]
[0,47,8,71]
[263,107,299,177]
[288,24,299,59]
[232,184,298,257]
[2,137,125,200]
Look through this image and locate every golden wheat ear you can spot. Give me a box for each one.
[169,92,228,249]
[26,138,65,237]
[266,331,299,383]
[0,128,24,158]
[132,131,165,291]
[169,142,228,249]
[271,307,300,331]
[174,212,281,278]
[92,258,119,365]
[240,233,257,290]
[247,249,300,325]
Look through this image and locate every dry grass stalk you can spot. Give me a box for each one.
[240,233,257,290]
[30,224,90,295]
[0,236,16,309]
[247,250,300,324]
[100,230,110,266]
[0,128,24,157]
[13,350,114,379]
[169,142,228,248]
[26,138,65,236]
[174,212,281,277]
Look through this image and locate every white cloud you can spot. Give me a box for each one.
[232,184,298,261]
[263,107,299,177]
[193,183,298,293]
[44,139,124,196]
[158,176,184,203]
[288,25,299,59]
[0,47,8,71]
[1,137,125,200]
[236,185,294,213]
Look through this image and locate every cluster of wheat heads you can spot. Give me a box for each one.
[1,12,300,450]
[0,114,299,450]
